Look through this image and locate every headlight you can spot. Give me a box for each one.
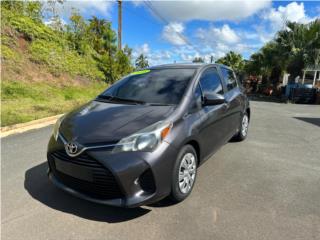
[112,121,172,153]
[53,115,64,141]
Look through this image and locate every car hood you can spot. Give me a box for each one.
[59,100,175,144]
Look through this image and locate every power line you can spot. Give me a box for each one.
[143,0,203,55]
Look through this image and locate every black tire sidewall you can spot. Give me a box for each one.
[170,145,198,202]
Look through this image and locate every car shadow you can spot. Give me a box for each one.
[24,162,150,223]
[294,117,320,128]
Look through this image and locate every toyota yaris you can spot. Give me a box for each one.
[47,64,250,207]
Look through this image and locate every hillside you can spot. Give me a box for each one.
[1,5,128,127]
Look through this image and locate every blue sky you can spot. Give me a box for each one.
[57,1,320,65]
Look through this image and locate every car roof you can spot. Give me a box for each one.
[148,63,232,71]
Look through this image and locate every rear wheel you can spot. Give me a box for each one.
[170,145,197,202]
[234,112,249,141]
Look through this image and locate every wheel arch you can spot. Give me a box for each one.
[246,107,251,120]
[185,140,201,166]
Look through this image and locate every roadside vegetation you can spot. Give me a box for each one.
[1,1,144,127]
[214,20,320,87]
[1,1,318,126]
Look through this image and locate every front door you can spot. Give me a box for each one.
[197,67,230,159]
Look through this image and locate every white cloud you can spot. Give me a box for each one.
[193,24,261,60]
[133,43,173,65]
[251,2,315,43]
[44,0,114,21]
[44,18,66,26]
[196,24,239,50]
[146,0,271,22]
[162,22,186,45]
[133,43,150,57]
[263,2,313,30]
[198,24,240,44]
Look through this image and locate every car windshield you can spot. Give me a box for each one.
[98,68,196,105]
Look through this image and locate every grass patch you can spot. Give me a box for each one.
[1,44,22,62]
[29,39,104,79]
[1,80,107,127]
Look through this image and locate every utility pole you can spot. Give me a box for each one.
[118,0,122,50]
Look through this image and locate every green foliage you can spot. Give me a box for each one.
[216,51,245,74]
[115,50,134,79]
[1,80,107,126]
[25,1,43,22]
[1,1,134,82]
[2,7,60,42]
[135,54,149,69]
[192,57,204,63]
[1,44,21,62]
[66,10,90,54]
[88,17,117,55]
[29,39,104,79]
[1,0,136,126]
[246,19,320,82]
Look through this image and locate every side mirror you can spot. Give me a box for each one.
[203,93,225,106]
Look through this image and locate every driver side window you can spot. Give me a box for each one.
[199,68,224,95]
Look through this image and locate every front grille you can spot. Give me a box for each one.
[49,150,124,200]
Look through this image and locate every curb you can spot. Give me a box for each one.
[0,114,63,138]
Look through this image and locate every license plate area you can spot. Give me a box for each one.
[54,158,93,182]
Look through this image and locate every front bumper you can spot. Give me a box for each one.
[47,136,178,207]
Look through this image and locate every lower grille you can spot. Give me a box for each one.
[139,169,156,193]
[48,150,124,200]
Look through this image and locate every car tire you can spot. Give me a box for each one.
[170,145,198,203]
[234,112,249,141]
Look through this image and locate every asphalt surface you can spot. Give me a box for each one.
[2,101,320,240]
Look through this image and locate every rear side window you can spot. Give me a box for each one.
[199,68,223,95]
[221,68,237,91]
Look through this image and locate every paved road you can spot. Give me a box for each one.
[2,101,320,240]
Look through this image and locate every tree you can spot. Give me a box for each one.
[114,50,134,80]
[192,57,204,63]
[88,17,117,56]
[123,44,132,60]
[246,20,320,85]
[44,0,64,31]
[2,1,43,22]
[25,1,43,22]
[135,54,149,69]
[216,51,245,74]
[1,1,24,13]
[275,20,320,78]
[67,10,89,54]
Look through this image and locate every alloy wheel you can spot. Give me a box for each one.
[178,152,196,194]
[241,114,249,137]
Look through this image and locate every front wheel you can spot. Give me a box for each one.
[170,145,197,203]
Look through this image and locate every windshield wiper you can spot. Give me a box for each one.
[146,103,175,106]
[97,95,113,100]
[97,95,145,105]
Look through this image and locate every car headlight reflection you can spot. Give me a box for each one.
[53,115,64,141]
[113,121,172,153]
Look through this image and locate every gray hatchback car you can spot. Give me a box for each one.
[47,64,250,207]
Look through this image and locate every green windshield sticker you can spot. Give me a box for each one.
[131,69,150,75]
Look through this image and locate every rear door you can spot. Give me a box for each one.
[219,67,243,139]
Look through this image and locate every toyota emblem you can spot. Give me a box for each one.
[65,141,78,155]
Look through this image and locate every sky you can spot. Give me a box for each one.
[55,0,320,65]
